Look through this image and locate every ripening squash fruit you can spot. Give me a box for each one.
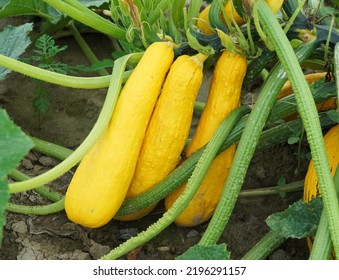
[304,124,339,202]
[115,53,208,221]
[197,0,284,34]
[303,124,339,259]
[64,42,174,228]
[277,72,337,120]
[164,50,247,227]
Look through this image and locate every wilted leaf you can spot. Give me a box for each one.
[266,198,323,239]
[175,244,230,260]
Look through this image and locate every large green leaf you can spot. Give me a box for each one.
[0,23,33,80]
[0,109,34,246]
[0,0,60,20]
[176,244,230,260]
[266,198,323,239]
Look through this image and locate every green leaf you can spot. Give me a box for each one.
[0,109,34,246]
[326,109,339,124]
[78,0,109,8]
[266,198,323,239]
[287,136,300,145]
[0,180,9,246]
[0,0,61,21]
[0,23,33,80]
[175,244,230,260]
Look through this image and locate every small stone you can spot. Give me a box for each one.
[26,152,39,162]
[11,220,28,234]
[21,158,34,170]
[119,228,139,241]
[38,156,58,167]
[186,229,199,238]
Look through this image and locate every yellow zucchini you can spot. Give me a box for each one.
[278,72,337,120]
[304,124,339,202]
[64,42,174,228]
[116,53,207,221]
[164,50,247,227]
[197,0,283,34]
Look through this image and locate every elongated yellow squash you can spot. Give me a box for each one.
[278,72,337,120]
[304,124,339,258]
[197,0,284,34]
[304,124,339,202]
[164,50,247,227]
[116,53,208,221]
[64,42,174,228]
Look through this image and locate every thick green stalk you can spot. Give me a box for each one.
[257,0,339,257]
[102,106,249,259]
[30,137,74,160]
[199,40,319,246]
[239,180,304,198]
[43,0,126,39]
[241,230,286,260]
[0,55,111,89]
[335,42,339,105]
[6,199,65,215]
[148,0,174,25]
[309,164,339,260]
[0,55,133,88]
[8,53,143,194]
[8,169,63,202]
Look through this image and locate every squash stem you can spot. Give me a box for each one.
[8,53,143,194]
[8,169,63,202]
[43,0,126,40]
[0,55,112,89]
[101,106,250,259]
[309,164,339,260]
[198,40,319,247]
[241,230,286,260]
[6,199,65,215]
[256,0,339,257]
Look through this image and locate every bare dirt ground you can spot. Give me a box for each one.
[0,19,310,260]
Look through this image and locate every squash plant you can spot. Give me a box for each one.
[0,0,338,260]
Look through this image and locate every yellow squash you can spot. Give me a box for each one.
[304,124,339,202]
[116,53,207,221]
[303,124,339,259]
[197,0,284,34]
[277,72,337,120]
[165,50,247,227]
[64,42,174,228]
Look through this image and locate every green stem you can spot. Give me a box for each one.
[199,38,319,245]
[241,230,286,260]
[6,199,65,215]
[8,169,63,202]
[239,180,304,198]
[68,22,110,76]
[0,55,112,89]
[335,42,339,109]
[102,106,249,260]
[43,0,126,39]
[309,164,339,260]
[148,0,174,25]
[283,0,307,34]
[257,0,339,257]
[8,53,143,194]
[31,137,74,160]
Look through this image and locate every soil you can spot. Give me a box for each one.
[0,18,311,260]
